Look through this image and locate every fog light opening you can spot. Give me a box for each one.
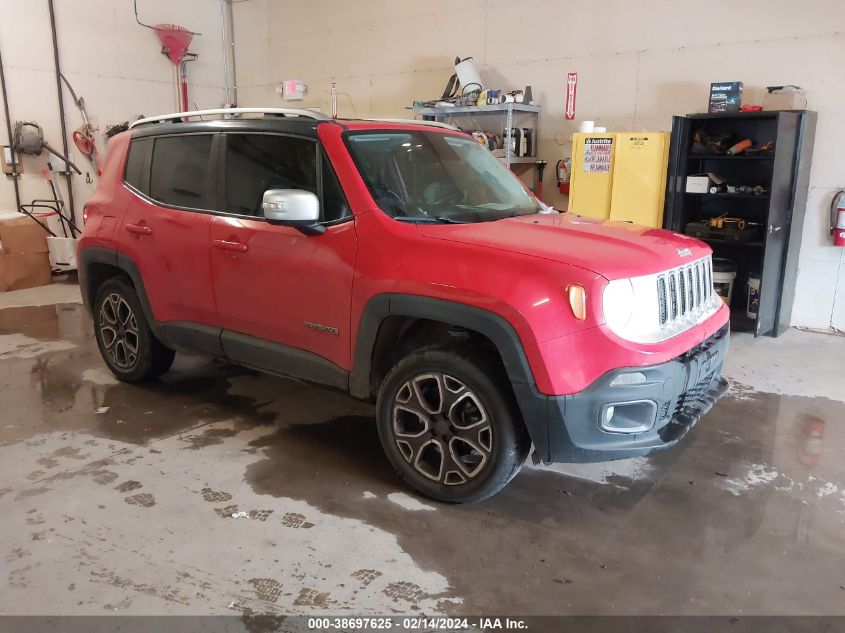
[610,371,648,387]
[600,400,657,434]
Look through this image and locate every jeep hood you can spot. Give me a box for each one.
[417,213,711,279]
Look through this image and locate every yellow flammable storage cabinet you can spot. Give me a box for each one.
[609,132,671,227]
[568,132,671,228]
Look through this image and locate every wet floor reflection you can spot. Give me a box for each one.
[1,303,844,614]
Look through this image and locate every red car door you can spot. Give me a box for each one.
[210,133,356,377]
[119,133,218,327]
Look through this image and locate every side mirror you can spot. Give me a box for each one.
[261,189,325,235]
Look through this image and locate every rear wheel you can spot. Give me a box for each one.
[93,278,175,382]
[376,346,528,503]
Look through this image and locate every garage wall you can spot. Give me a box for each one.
[236,0,844,331]
[0,0,227,227]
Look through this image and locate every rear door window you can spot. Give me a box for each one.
[149,134,214,209]
[124,137,152,194]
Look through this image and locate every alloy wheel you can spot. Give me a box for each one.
[98,292,140,370]
[392,372,493,486]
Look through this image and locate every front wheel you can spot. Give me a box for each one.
[376,346,529,503]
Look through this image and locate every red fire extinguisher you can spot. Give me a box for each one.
[555,158,571,195]
[832,190,845,247]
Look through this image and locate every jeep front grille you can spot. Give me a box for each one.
[657,257,713,327]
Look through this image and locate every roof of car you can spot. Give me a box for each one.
[128,108,460,140]
[130,117,326,140]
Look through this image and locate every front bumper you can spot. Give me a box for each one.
[543,323,730,463]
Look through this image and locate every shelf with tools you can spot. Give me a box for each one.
[685,192,771,200]
[698,236,766,248]
[496,156,539,165]
[686,154,775,161]
[413,103,543,191]
[414,103,540,117]
[664,110,817,338]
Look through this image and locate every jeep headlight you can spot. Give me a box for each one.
[602,279,634,331]
[603,276,661,342]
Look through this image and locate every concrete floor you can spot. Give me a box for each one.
[1,281,844,616]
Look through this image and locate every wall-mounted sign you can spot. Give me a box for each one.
[583,137,612,173]
[565,72,578,120]
[283,79,306,101]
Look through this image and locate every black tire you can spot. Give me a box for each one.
[93,277,175,382]
[376,345,529,503]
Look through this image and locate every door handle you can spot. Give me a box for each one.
[125,223,152,236]
[213,239,248,253]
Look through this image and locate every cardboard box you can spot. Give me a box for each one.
[0,215,50,255]
[0,253,52,291]
[685,172,725,193]
[0,215,52,292]
[686,174,711,193]
[763,86,807,111]
[708,81,743,113]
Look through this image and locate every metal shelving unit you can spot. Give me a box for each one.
[664,110,817,337]
[413,103,542,189]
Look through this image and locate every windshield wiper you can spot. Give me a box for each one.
[393,216,466,224]
[477,210,539,222]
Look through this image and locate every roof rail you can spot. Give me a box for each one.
[369,118,458,131]
[128,107,331,129]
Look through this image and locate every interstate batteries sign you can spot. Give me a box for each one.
[582,137,613,173]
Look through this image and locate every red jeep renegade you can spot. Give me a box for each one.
[78,108,729,502]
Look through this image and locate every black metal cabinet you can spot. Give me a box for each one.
[664,111,816,337]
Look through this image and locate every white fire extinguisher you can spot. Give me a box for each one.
[555,158,571,195]
[832,190,845,247]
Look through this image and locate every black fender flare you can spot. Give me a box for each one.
[78,246,157,332]
[349,294,552,459]
[78,246,117,314]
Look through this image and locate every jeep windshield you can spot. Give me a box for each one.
[344,130,541,223]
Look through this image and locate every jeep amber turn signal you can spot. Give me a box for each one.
[567,284,587,320]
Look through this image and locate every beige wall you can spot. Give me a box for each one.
[0,0,226,227]
[234,0,845,331]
